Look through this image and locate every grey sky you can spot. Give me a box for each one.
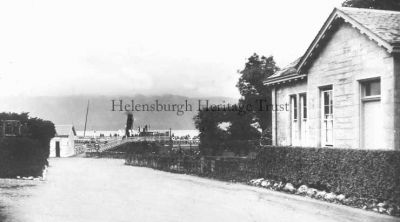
[0,0,343,99]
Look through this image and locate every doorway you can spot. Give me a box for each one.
[361,78,383,149]
[300,93,307,146]
[361,78,382,149]
[362,101,382,148]
[290,95,299,146]
[321,87,333,147]
[55,141,60,157]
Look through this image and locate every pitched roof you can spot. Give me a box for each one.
[297,7,400,73]
[268,57,301,79]
[264,58,306,86]
[55,125,76,137]
[264,7,400,86]
[339,7,400,45]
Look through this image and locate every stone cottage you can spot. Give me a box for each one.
[264,7,400,150]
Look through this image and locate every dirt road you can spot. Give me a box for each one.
[0,158,398,222]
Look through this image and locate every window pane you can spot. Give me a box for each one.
[364,80,380,96]
[324,92,329,106]
[324,105,329,115]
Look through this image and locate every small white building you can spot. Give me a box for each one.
[50,125,77,157]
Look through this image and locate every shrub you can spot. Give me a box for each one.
[0,138,47,177]
[0,112,55,177]
[222,140,259,156]
[257,146,400,204]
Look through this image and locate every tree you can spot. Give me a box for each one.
[27,117,56,158]
[236,53,279,136]
[342,0,400,11]
[227,113,260,141]
[0,112,55,146]
[194,53,279,155]
[193,109,229,155]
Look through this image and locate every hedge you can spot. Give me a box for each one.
[0,112,55,178]
[0,137,48,177]
[125,145,400,205]
[125,154,258,182]
[257,146,400,204]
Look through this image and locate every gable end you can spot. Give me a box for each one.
[298,7,397,74]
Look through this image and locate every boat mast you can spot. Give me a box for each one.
[83,100,89,137]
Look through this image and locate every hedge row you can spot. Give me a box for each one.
[125,154,258,182]
[85,151,126,159]
[257,146,400,204]
[0,138,48,177]
[125,145,400,205]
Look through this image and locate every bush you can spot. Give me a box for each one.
[222,140,259,156]
[0,112,55,177]
[0,138,48,177]
[257,146,400,204]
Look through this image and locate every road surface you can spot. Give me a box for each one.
[0,158,398,222]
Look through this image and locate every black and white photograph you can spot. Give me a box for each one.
[0,0,400,221]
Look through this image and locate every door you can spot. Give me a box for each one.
[55,141,60,157]
[362,101,383,149]
[290,95,299,146]
[300,94,307,146]
[321,88,333,146]
[361,78,382,149]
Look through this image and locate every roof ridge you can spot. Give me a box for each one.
[337,6,400,14]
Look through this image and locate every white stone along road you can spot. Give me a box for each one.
[0,158,399,222]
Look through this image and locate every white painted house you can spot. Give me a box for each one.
[50,125,77,157]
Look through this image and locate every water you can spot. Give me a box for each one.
[76,129,199,138]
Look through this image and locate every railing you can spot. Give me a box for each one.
[85,138,131,153]
[82,136,200,153]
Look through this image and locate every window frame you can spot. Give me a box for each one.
[360,78,381,102]
[300,93,307,121]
